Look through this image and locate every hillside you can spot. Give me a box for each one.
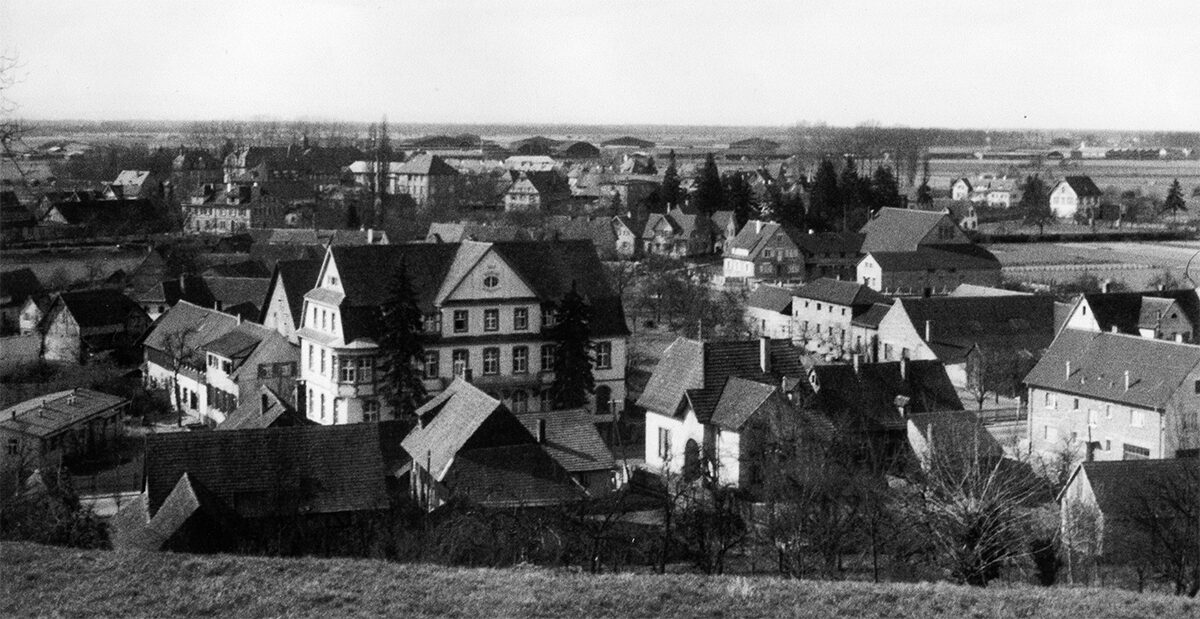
[2,542,1197,618]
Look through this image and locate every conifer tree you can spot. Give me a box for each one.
[723,173,754,229]
[377,262,426,420]
[808,159,841,231]
[870,165,901,211]
[694,153,724,216]
[1020,175,1054,235]
[839,157,870,231]
[661,150,682,209]
[917,158,934,207]
[1162,178,1187,222]
[644,156,657,175]
[549,283,595,410]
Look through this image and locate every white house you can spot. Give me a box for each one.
[1049,176,1103,219]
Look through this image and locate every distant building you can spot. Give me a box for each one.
[1061,289,1200,344]
[745,284,799,339]
[723,221,862,284]
[642,208,717,259]
[503,171,570,212]
[41,290,150,363]
[1049,176,1103,219]
[0,388,128,472]
[790,278,889,354]
[857,245,1002,296]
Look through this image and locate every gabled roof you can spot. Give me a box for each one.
[203,276,271,314]
[637,337,804,421]
[795,278,887,307]
[851,302,893,329]
[217,385,312,431]
[865,244,1001,272]
[1059,176,1103,197]
[0,268,43,309]
[143,422,410,518]
[441,444,585,507]
[267,259,322,327]
[517,410,615,473]
[396,153,459,176]
[860,207,958,253]
[898,294,1058,361]
[792,231,864,256]
[1024,330,1200,409]
[708,377,779,430]
[51,289,146,329]
[1079,290,1200,336]
[203,329,263,365]
[403,379,523,480]
[1068,458,1199,521]
[747,284,798,314]
[142,301,240,356]
[807,360,963,430]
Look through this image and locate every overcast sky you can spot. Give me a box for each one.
[2,0,1198,130]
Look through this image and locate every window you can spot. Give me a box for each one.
[424,351,440,378]
[541,344,557,372]
[1194,379,1200,394]
[307,344,313,370]
[542,306,556,328]
[452,349,469,377]
[483,274,499,289]
[1130,409,1145,428]
[1072,398,1080,411]
[483,348,500,375]
[453,310,469,333]
[511,390,528,413]
[514,307,529,331]
[221,360,231,374]
[595,342,612,369]
[484,309,499,332]
[319,350,326,376]
[512,346,528,374]
[657,427,671,460]
[1087,409,1097,425]
[320,394,326,421]
[208,354,217,368]
[357,358,374,382]
[1122,443,1150,460]
[1105,404,1112,419]
[339,358,357,383]
[423,313,442,334]
[363,400,380,423]
[329,276,338,286]
[258,365,269,378]
[6,439,17,455]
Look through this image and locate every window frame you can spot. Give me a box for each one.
[482,347,500,375]
[483,308,499,332]
[453,309,469,333]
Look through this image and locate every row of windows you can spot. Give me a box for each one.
[448,307,535,334]
[310,306,338,334]
[1042,394,1146,428]
[422,342,613,379]
[1040,426,1150,460]
[305,344,375,384]
[207,354,232,374]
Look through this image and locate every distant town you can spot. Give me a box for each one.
[2,120,1198,600]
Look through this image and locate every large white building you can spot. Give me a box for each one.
[298,240,629,425]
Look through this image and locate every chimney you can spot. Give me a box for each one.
[924,320,932,341]
[759,336,771,373]
[367,228,375,244]
[237,313,242,325]
[464,368,473,383]
[535,418,546,444]
[853,353,860,375]
[1158,283,1166,291]
[1102,279,1113,293]
[1111,325,1118,333]
[755,220,763,234]
[900,357,907,380]
[1124,370,1130,391]
[1065,361,1071,380]
[179,274,186,295]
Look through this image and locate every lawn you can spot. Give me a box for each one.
[3,542,1197,618]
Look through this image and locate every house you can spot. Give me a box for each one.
[182,182,301,233]
[857,245,1002,296]
[805,359,965,469]
[504,171,570,212]
[143,302,241,420]
[41,290,150,363]
[791,278,889,355]
[639,337,806,488]
[951,178,973,201]
[299,240,629,425]
[260,259,323,344]
[0,389,128,472]
[403,378,584,510]
[41,197,158,236]
[0,190,38,242]
[426,222,531,243]
[200,322,298,425]
[710,210,740,254]
[109,422,409,554]
[215,384,312,431]
[1061,289,1200,344]
[723,220,862,283]
[746,285,800,339]
[349,155,461,210]
[860,207,972,253]
[171,148,223,194]
[612,216,642,259]
[516,409,617,495]
[504,155,558,172]
[641,208,716,259]
[541,216,622,261]
[1058,458,1199,573]
[0,268,44,335]
[107,170,160,200]
[1025,329,1200,462]
[133,275,215,321]
[1049,176,1103,219]
[861,294,1057,387]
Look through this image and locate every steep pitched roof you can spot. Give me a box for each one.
[866,244,1000,272]
[851,302,893,329]
[1062,176,1103,197]
[403,379,524,480]
[860,207,957,253]
[269,259,322,326]
[203,329,263,366]
[807,360,963,430]
[1024,330,1200,409]
[397,154,459,176]
[708,377,779,430]
[1070,458,1199,521]
[217,385,312,431]
[143,301,239,355]
[747,284,798,314]
[441,444,585,507]
[898,294,1058,361]
[52,289,146,329]
[792,231,864,256]
[795,278,887,307]
[517,410,615,473]
[1080,290,1200,336]
[143,422,409,518]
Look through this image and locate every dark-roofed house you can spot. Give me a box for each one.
[300,240,629,425]
[1025,330,1200,462]
[639,337,810,488]
[723,220,863,284]
[41,289,150,363]
[1049,176,1103,219]
[791,278,890,356]
[201,322,298,425]
[641,208,717,258]
[805,359,964,469]
[426,221,532,244]
[1061,289,1200,344]
[859,207,971,253]
[1,268,43,335]
[517,409,616,495]
[863,294,1056,387]
[504,170,570,212]
[216,384,312,431]
[857,244,1002,296]
[261,259,322,343]
[110,421,409,554]
[143,301,241,420]
[404,379,584,510]
[0,389,128,471]
[745,284,800,339]
[1058,458,1199,579]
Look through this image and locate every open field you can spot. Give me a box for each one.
[987,240,1200,288]
[3,542,1198,618]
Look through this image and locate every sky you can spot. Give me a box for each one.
[2,0,1199,131]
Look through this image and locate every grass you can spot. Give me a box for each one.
[3,542,1198,618]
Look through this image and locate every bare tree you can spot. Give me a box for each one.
[159,324,202,426]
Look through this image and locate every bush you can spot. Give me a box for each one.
[0,468,108,550]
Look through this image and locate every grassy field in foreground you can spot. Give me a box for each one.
[2,542,1198,619]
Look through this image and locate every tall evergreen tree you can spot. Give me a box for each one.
[916,157,933,207]
[870,165,901,211]
[1162,178,1187,222]
[723,173,754,228]
[839,157,871,231]
[807,159,841,231]
[778,190,805,229]
[376,263,427,420]
[346,201,361,229]
[549,283,595,410]
[1020,175,1054,235]
[694,153,724,216]
[644,156,657,175]
[661,150,682,208]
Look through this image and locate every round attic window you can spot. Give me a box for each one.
[483,274,500,289]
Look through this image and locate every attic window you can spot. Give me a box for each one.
[483,274,499,289]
